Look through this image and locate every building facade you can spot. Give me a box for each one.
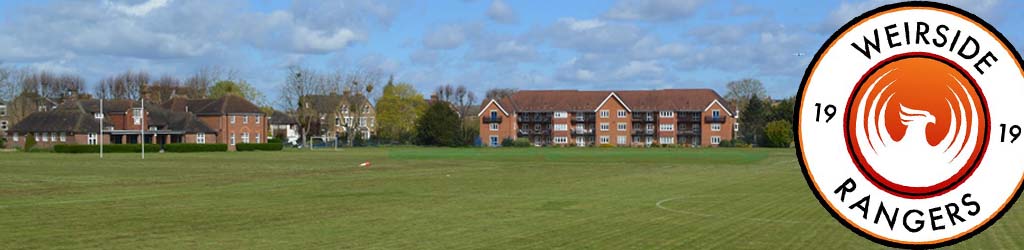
[298,92,376,142]
[163,95,267,150]
[478,89,738,147]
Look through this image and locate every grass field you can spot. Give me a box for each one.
[1,148,1022,249]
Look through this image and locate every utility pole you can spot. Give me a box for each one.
[99,98,103,159]
[141,99,145,160]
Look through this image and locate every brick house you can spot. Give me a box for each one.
[298,91,376,142]
[478,89,738,147]
[5,99,216,149]
[163,95,267,150]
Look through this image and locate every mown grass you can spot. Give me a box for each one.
[0,147,1021,249]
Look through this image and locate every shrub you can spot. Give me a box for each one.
[598,143,615,148]
[25,134,36,151]
[511,138,532,147]
[765,120,794,148]
[501,138,515,147]
[718,140,735,147]
[54,144,160,153]
[236,143,283,151]
[164,144,228,152]
[267,138,283,144]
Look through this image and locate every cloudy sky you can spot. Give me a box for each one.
[0,0,1020,105]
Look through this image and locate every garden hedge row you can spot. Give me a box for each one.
[54,144,160,153]
[235,143,283,151]
[164,144,228,152]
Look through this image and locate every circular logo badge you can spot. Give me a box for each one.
[796,2,1024,248]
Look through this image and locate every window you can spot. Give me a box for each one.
[576,124,584,131]
[617,136,626,145]
[711,136,722,145]
[255,115,261,124]
[660,137,674,145]
[0,120,6,131]
[617,122,627,131]
[490,111,499,119]
[734,122,740,132]
[59,133,66,142]
[256,133,261,142]
[364,105,371,113]
[149,126,158,131]
[335,117,341,127]
[553,112,567,118]
[242,132,250,143]
[94,112,103,119]
[600,123,610,131]
[647,124,655,131]
[554,124,568,131]
[41,132,48,142]
[197,133,206,144]
[554,137,568,144]
[13,133,19,142]
[230,133,236,145]
[659,111,674,118]
[345,117,352,125]
[660,124,674,131]
[600,110,609,118]
[617,110,626,118]
[87,133,97,145]
[600,136,610,144]
[0,105,6,116]
[132,108,142,125]
[712,110,721,118]
[490,136,499,146]
[360,117,367,127]
[243,115,249,124]
[711,124,722,131]
[50,133,56,142]
[230,116,236,124]
[490,123,499,131]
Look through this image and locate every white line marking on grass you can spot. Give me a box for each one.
[655,196,830,225]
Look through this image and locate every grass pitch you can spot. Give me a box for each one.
[0,148,1022,249]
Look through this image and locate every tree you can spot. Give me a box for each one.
[280,66,327,150]
[18,70,85,99]
[765,120,793,148]
[770,96,796,122]
[95,70,148,100]
[147,75,182,103]
[0,63,17,102]
[485,88,517,100]
[375,79,426,144]
[740,94,768,146]
[209,80,263,103]
[435,84,477,145]
[724,78,767,112]
[416,101,461,147]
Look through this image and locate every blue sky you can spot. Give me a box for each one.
[0,0,1019,106]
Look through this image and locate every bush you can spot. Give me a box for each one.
[164,144,228,152]
[500,138,515,147]
[765,120,794,148]
[25,134,36,151]
[267,138,283,144]
[54,144,160,153]
[719,140,735,147]
[236,143,283,151]
[511,138,532,147]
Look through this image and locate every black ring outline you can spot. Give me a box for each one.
[793,1,1024,248]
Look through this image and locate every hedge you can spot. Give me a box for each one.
[235,143,283,151]
[54,144,160,153]
[164,144,228,152]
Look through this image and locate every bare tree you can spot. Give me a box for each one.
[183,66,238,99]
[280,65,326,149]
[148,75,182,103]
[96,70,149,100]
[17,70,85,99]
[434,84,477,145]
[0,63,16,102]
[485,88,517,100]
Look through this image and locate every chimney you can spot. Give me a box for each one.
[430,94,438,101]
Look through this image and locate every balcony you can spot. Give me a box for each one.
[705,116,726,123]
[533,117,551,123]
[517,116,531,122]
[572,116,595,123]
[678,129,701,135]
[518,129,530,136]
[573,128,594,135]
[483,116,502,123]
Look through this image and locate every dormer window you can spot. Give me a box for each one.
[132,108,143,125]
[94,113,104,119]
[712,110,720,118]
[0,105,6,116]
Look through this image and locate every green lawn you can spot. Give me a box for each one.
[0,148,1021,249]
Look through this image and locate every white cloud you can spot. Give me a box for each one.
[487,0,518,24]
[604,0,705,21]
[105,0,172,16]
[290,27,360,53]
[423,23,481,50]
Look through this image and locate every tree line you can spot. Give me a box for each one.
[724,78,794,148]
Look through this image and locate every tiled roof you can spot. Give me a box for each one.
[269,110,297,125]
[487,89,734,114]
[18,100,215,134]
[162,95,261,115]
[9,111,109,133]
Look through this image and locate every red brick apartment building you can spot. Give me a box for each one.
[478,89,738,147]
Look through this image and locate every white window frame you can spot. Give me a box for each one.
[132,108,143,125]
[242,132,250,143]
[734,122,740,132]
[554,124,568,131]
[256,133,261,143]
[94,113,103,119]
[660,124,674,131]
[87,133,97,145]
[0,105,6,116]
[712,110,721,118]
[13,133,19,142]
[490,123,499,131]
[50,133,56,142]
[243,115,249,124]
[230,133,236,145]
[599,110,609,118]
[617,110,626,118]
[41,132,49,142]
[711,136,722,145]
[59,132,66,142]
[0,120,6,131]
[576,123,585,131]
[490,136,499,146]
[255,115,261,124]
[711,124,722,131]
[553,112,568,118]
[554,137,568,144]
[617,136,626,145]
[197,133,206,144]
[660,137,674,145]
[230,115,236,124]
[600,136,610,144]
[617,122,627,131]
[600,123,609,131]
[659,111,674,118]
